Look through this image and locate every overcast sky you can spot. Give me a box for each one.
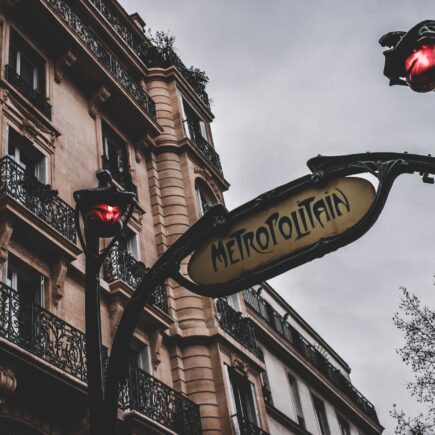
[122,1,435,432]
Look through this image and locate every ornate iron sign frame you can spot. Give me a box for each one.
[103,151,435,433]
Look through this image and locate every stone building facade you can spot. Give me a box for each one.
[0,1,383,434]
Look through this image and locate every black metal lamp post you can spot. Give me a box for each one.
[73,171,136,435]
[380,20,435,92]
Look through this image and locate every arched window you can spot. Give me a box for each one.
[195,180,217,216]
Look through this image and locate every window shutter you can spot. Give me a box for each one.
[136,346,151,374]
[127,234,139,260]
[39,275,46,308]
[199,121,208,141]
[35,156,47,184]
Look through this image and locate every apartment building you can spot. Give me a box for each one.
[0,1,383,434]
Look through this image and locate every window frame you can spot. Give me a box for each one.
[312,394,331,435]
[8,28,47,95]
[287,372,305,429]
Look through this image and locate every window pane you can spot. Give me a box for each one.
[313,396,330,435]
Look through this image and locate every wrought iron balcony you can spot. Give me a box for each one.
[0,156,76,243]
[104,243,168,313]
[0,282,87,381]
[0,283,200,434]
[215,298,258,357]
[87,0,211,109]
[243,289,380,424]
[185,121,223,174]
[121,365,202,435]
[45,0,156,120]
[101,155,136,193]
[5,65,52,119]
[231,414,269,435]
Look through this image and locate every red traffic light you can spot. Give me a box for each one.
[405,44,435,92]
[86,204,123,237]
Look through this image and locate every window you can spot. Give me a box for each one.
[131,345,151,374]
[181,98,209,144]
[226,294,241,312]
[9,31,45,93]
[195,181,216,216]
[288,374,305,429]
[117,231,140,260]
[337,415,351,435]
[312,395,330,435]
[102,124,133,190]
[3,254,46,343]
[228,367,260,433]
[8,127,47,183]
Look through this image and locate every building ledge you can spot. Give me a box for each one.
[266,403,313,435]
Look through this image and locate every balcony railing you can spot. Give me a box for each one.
[0,282,87,381]
[101,155,137,193]
[0,283,201,433]
[89,0,211,109]
[215,298,258,357]
[244,289,380,424]
[185,121,223,174]
[104,243,168,313]
[231,414,269,435]
[45,0,156,120]
[121,365,202,435]
[5,65,52,119]
[0,156,76,243]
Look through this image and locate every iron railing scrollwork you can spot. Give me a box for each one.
[5,65,52,119]
[104,243,168,313]
[231,414,269,435]
[215,298,258,356]
[45,0,156,119]
[0,283,87,381]
[243,289,380,424]
[0,156,76,243]
[101,155,136,193]
[120,365,202,435]
[88,0,211,108]
[185,120,223,174]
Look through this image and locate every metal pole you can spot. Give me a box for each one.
[84,231,105,435]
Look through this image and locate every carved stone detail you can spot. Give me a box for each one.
[55,50,77,84]
[230,354,248,376]
[150,330,163,370]
[0,367,17,404]
[108,299,124,338]
[89,86,111,118]
[51,260,67,307]
[0,221,13,266]
[193,166,224,203]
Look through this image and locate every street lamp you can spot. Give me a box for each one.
[379,20,435,92]
[73,170,136,435]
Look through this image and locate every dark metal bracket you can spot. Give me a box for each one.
[103,151,435,434]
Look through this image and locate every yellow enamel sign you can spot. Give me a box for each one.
[188,177,376,285]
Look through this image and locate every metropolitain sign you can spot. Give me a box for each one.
[188,177,375,286]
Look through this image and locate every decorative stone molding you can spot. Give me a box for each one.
[0,221,12,266]
[108,299,124,338]
[150,330,163,370]
[0,367,17,404]
[193,167,224,203]
[55,50,77,84]
[230,354,248,376]
[51,260,67,307]
[89,86,111,118]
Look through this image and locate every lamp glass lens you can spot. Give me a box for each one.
[405,44,435,92]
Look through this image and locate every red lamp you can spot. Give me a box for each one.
[404,44,435,92]
[74,171,136,239]
[86,203,123,237]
